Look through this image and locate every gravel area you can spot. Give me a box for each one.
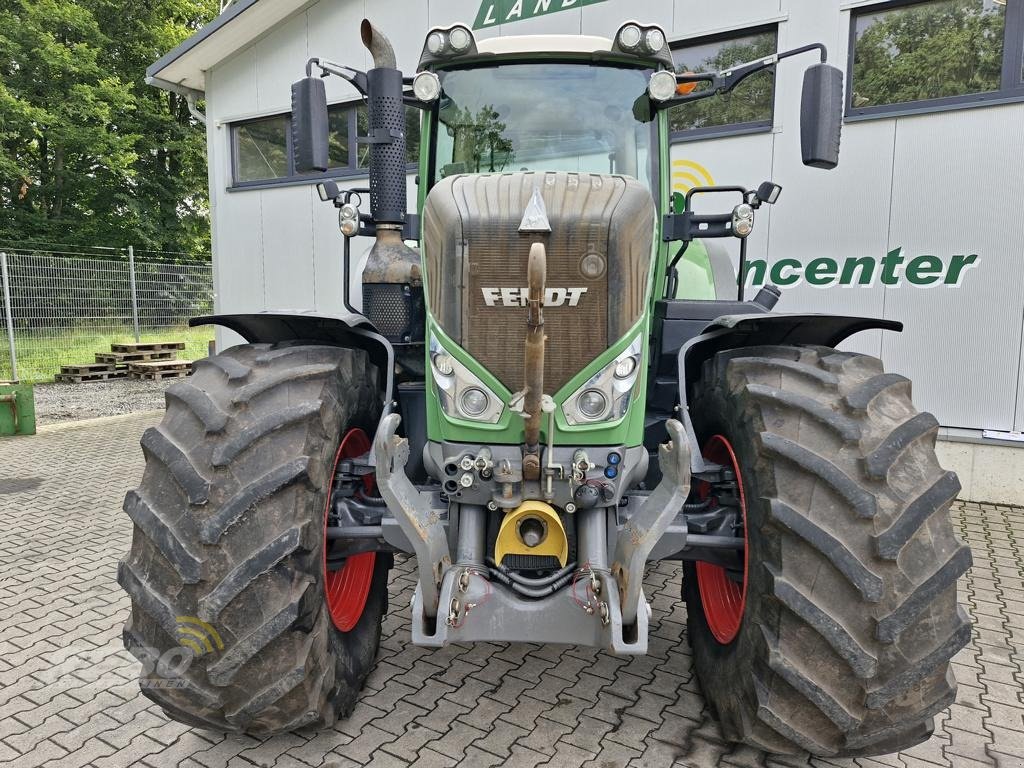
[32,377,174,424]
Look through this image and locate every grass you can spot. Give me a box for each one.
[3,325,214,384]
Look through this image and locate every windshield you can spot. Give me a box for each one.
[433,63,655,189]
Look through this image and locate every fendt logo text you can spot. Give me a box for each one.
[481,287,588,307]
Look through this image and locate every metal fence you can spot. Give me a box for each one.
[0,246,214,384]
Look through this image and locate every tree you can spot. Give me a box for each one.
[851,0,1004,108]
[669,32,777,133]
[0,0,217,258]
[443,104,514,173]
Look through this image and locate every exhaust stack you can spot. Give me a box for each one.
[358,19,423,372]
[361,19,397,69]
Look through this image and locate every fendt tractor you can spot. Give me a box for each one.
[119,18,972,757]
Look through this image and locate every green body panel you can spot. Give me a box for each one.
[674,239,716,300]
[424,312,650,448]
[416,62,717,450]
[0,382,36,437]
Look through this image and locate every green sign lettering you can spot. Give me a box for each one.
[474,0,609,30]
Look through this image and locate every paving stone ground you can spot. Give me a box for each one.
[0,412,1020,768]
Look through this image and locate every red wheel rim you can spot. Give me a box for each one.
[323,428,376,632]
[695,434,749,645]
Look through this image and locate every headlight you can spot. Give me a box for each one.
[563,336,643,426]
[576,390,609,421]
[413,71,441,102]
[460,387,490,416]
[648,70,677,102]
[614,356,637,379]
[430,335,504,424]
[732,204,754,238]
[432,352,454,376]
[338,203,360,237]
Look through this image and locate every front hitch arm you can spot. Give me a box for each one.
[612,419,692,625]
[373,413,451,618]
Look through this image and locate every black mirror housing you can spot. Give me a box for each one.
[291,76,329,173]
[800,63,843,170]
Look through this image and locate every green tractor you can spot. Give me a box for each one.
[119,18,971,756]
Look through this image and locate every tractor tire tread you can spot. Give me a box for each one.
[685,345,970,757]
[118,342,385,735]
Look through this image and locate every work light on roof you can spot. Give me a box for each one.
[613,22,669,57]
[448,25,472,52]
[426,31,445,55]
[617,24,642,50]
[645,28,665,53]
[423,25,477,61]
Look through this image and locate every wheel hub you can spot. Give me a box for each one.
[323,428,377,632]
[695,434,749,645]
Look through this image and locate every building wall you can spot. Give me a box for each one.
[203,0,1024,436]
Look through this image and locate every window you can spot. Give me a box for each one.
[433,64,655,190]
[668,26,778,139]
[231,102,422,187]
[235,116,290,181]
[849,0,1024,117]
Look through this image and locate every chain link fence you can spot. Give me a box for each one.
[0,245,213,383]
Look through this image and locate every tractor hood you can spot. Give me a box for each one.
[422,171,655,394]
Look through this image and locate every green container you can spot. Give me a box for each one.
[0,382,36,436]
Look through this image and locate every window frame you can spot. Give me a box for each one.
[846,0,1024,121]
[667,23,780,144]
[228,99,420,191]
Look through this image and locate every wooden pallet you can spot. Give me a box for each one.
[55,369,128,383]
[96,350,175,364]
[128,359,193,380]
[60,363,119,374]
[109,341,185,353]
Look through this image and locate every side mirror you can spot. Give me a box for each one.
[291,76,329,173]
[800,63,843,170]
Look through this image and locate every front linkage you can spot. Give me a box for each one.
[374,413,691,652]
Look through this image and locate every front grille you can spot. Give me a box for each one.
[465,232,607,393]
[423,172,655,395]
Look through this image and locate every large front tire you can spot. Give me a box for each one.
[118,343,387,735]
[684,345,971,756]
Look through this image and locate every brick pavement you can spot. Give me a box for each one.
[0,412,1020,767]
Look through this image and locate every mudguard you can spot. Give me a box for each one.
[677,313,903,474]
[191,311,395,404]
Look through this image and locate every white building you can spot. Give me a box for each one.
[149,0,1024,503]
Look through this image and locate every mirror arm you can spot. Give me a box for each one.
[402,91,435,110]
[306,57,368,96]
[657,42,829,110]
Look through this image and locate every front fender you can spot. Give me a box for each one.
[677,313,903,474]
[191,311,395,404]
